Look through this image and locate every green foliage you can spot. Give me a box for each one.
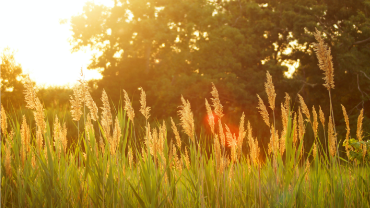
[1,48,26,109]
[348,139,370,162]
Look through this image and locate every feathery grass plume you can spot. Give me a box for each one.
[149,128,158,160]
[265,71,276,111]
[280,131,286,156]
[313,142,318,159]
[341,105,352,158]
[34,98,45,150]
[257,94,270,127]
[298,108,305,142]
[24,75,37,109]
[61,123,68,155]
[172,144,179,170]
[214,134,222,172]
[85,90,98,121]
[280,104,288,155]
[101,89,112,138]
[21,115,30,165]
[319,105,325,128]
[161,120,167,138]
[293,112,298,147]
[1,104,7,135]
[5,137,12,178]
[123,89,135,123]
[268,125,279,156]
[158,125,166,161]
[70,85,83,122]
[357,109,364,141]
[298,94,311,121]
[139,88,151,120]
[328,115,337,157]
[247,122,260,166]
[53,115,62,159]
[210,82,224,118]
[205,98,215,134]
[312,106,318,139]
[170,117,181,149]
[218,119,226,148]
[184,148,190,169]
[237,112,246,156]
[284,93,291,111]
[178,95,195,143]
[111,117,121,155]
[281,104,288,131]
[313,28,335,90]
[225,124,237,162]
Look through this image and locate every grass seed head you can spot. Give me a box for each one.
[70,85,83,122]
[357,109,364,142]
[265,71,276,111]
[312,106,318,139]
[210,83,224,119]
[313,28,335,90]
[257,94,270,127]
[123,89,135,124]
[205,98,215,134]
[298,94,310,121]
[170,117,182,150]
[139,88,151,120]
[23,75,37,110]
[1,104,7,135]
[178,95,195,143]
[328,115,337,157]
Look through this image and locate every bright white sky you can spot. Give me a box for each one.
[0,0,113,87]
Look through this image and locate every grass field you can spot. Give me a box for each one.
[1,30,370,208]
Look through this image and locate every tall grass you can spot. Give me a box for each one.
[1,29,370,207]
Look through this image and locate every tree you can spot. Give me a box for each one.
[70,0,370,151]
[1,48,26,109]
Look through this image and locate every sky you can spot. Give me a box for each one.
[0,0,113,87]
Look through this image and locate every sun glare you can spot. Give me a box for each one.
[0,0,114,87]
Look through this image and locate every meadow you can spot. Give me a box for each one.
[1,30,370,208]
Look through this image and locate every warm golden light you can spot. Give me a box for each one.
[0,0,114,86]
